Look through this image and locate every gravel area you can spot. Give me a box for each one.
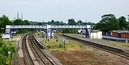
[84,45,129,65]
[64,34,129,65]
[11,34,25,65]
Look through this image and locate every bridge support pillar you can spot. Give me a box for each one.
[47,25,54,39]
[47,28,53,39]
[85,27,89,38]
[50,28,53,39]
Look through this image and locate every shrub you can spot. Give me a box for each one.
[56,39,58,42]
[59,44,63,48]
[79,45,83,48]
[47,45,51,49]
[0,33,2,38]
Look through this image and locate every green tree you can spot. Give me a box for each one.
[60,21,66,25]
[118,16,127,30]
[51,20,55,25]
[37,22,42,25]
[23,20,30,25]
[54,21,61,25]
[62,19,77,33]
[13,19,23,25]
[68,19,76,25]
[13,19,31,33]
[47,20,55,25]
[77,20,83,25]
[93,14,119,34]
[0,15,12,33]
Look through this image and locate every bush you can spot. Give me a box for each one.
[0,38,15,65]
[79,45,83,48]
[59,44,63,48]
[0,33,2,38]
[0,40,3,47]
[47,45,51,49]
[56,39,58,42]
[0,54,8,65]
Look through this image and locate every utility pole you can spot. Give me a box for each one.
[64,40,66,50]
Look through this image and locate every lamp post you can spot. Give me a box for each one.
[8,51,11,58]
[64,40,66,50]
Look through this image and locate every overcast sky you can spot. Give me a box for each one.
[0,0,129,23]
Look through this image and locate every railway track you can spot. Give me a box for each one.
[22,33,55,65]
[62,34,129,60]
[22,33,34,65]
[29,33,54,65]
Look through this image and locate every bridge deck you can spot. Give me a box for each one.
[6,25,91,29]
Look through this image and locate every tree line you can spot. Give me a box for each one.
[93,14,129,35]
[0,15,30,33]
[0,15,95,33]
[0,14,128,34]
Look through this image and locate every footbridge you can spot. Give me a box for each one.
[5,25,92,38]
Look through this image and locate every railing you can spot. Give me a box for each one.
[51,25,91,28]
[6,25,91,29]
[10,25,47,29]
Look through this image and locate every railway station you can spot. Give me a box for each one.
[0,24,129,65]
[1,0,129,64]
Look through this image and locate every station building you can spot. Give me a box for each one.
[111,30,129,39]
